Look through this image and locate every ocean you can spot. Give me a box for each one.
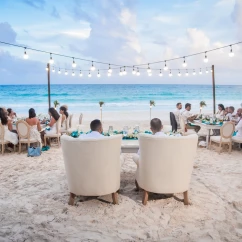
[0,84,241,114]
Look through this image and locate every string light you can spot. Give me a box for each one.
[23,47,28,59]
[72,58,76,68]
[132,66,136,75]
[169,70,172,77]
[164,61,168,71]
[119,67,123,76]
[159,69,163,77]
[136,68,140,76]
[206,68,208,74]
[88,72,91,77]
[58,68,61,74]
[108,72,111,77]
[182,57,187,67]
[186,70,189,76]
[123,66,127,75]
[52,67,55,73]
[108,64,112,73]
[45,66,48,71]
[211,68,213,72]
[97,70,101,77]
[49,53,54,64]
[229,45,234,57]
[178,70,181,76]
[193,69,196,75]
[79,70,83,77]
[204,52,208,63]
[148,72,152,76]
[72,70,75,76]
[199,68,202,74]
[65,70,68,75]
[147,64,151,73]
[90,61,95,71]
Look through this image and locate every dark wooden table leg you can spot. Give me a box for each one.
[112,192,119,205]
[183,191,189,205]
[68,192,76,205]
[142,190,149,205]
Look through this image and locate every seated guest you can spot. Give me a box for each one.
[45,108,60,134]
[173,102,182,129]
[226,106,236,120]
[133,118,166,165]
[235,115,242,137]
[26,108,42,145]
[59,106,69,127]
[181,103,200,133]
[0,107,18,147]
[217,104,225,117]
[79,119,103,138]
[7,108,17,121]
[224,107,229,116]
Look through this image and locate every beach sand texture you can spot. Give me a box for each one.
[0,121,242,241]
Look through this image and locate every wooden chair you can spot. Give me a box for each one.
[79,113,83,125]
[60,115,70,134]
[69,114,74,129]
[210,122,235,154]
[16,120,40,154]
[44,117,62,147]
[0,123,14,154]
[179,116,196,136]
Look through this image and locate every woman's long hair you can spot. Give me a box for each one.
[7,108,12,116]
[29,108,36,119]
[60,106,69,118]
[218,104,225,111]
[0,108,8,125]
[49,107,60,121]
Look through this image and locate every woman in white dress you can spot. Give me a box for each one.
[0,107,18,145]
[216,104,225,117]
[59,106,68,131]
[45,107,60,135]
[26,108,42,145]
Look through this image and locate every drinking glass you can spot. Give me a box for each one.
[108,126,114,135]
[123,126,128,137]
[134,125,140,133]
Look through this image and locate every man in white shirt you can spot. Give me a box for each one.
[133,118,166,165]
[173,102,182,129]
[79,119,103,138]
[181,103,200,133]
[226,106,236,121]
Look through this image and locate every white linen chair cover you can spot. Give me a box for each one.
[179,116,196,136]
[16,120,40,153]
[44,117,62,147]
[0,123,11,154]
[210,122,235,153]
[61,134,122,204]
[136,133,198,205]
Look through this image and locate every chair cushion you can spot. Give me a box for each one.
[232,136,242,143]
[210,136,231,143]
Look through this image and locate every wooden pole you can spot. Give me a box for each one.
[47,63,51,109]
[212,65,216,115]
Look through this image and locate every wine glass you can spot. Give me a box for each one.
[108,126,114,135]
[134,125,139,133]
[123,126,128,137]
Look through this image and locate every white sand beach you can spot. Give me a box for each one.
[0,116,242,242]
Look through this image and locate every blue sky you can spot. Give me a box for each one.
[0,0,241,84]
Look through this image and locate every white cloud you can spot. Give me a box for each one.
[153,15,179,24]
[61,29,90,39]
[186,28,210,50]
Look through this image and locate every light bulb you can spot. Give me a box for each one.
[148,72,152,76]
[186,71,189,76]
[88,72,91,77]
[97,72,101,77]
[164,61,168,71]
[136,71,140,76]
[178,71,181,77]
[58,69,61,74]
[65,70,68,75]
[45,67,49,71]
[182,57,187,67]
[199,69,202,75]
[206,69,208,74]
[49,53,54,64]
[204,52,208,63]
[159,71,163,77]
[229,46,234,57]
[72,71,75,76]
[90,61,95,71]
[132,66,136,74]
[119,71,123,76]
[108,64,112,73]
[79,71,83,77]
[169,71,172,77]
[72,58,76,68]
[23,48,28,59]
[52,68,55,73]
[193,70,196,75]
[123,67,127,75]
[211,68,213,73]
[108,72,111,77]
[147,64,151,73]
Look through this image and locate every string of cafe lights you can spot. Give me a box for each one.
[0,40,241,76]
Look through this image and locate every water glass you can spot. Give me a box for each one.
[108,126,114,135]
[123,126,128,137]
[134,125,140,133]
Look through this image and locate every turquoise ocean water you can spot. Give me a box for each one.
[0,84,241,114]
